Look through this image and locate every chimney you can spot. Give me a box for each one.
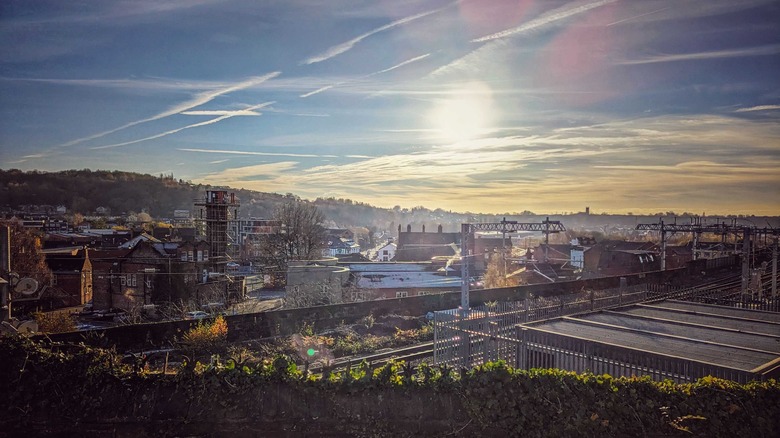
[422,224,425,233]
[407,224,411,233]
[438,224,443,233]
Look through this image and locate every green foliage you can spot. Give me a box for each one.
[1,337,778,437]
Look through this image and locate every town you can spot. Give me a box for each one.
[2,181,779,436]
[3,0,779,435]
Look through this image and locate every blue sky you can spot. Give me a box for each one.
[1,0,779,215]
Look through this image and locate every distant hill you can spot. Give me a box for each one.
[1,169,776,233]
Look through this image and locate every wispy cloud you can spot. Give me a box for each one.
[734,104,780,113]
[300,84,339,98]
[300,53,430,98]
[191,113,780,214]
[606,7,670,27]
[177,148,338,159]
[91,101,275,150]
[618,44,780,65]
[431,0,615,78]
[63,72,280,147]
[302,8,441,65]
[181,109,262,116]
[199,162,301,185]
[471,0,617,42]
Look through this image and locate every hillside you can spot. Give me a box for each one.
[2,169,776,232]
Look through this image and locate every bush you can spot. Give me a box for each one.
[182,315,227,351]
[32,311,76,333]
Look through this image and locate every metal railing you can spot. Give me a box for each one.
[433,284,649,368]
[515,326,758,384]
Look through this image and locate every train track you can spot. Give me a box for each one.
[304,341,434,374]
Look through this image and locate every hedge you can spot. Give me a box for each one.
[1,335,777,437]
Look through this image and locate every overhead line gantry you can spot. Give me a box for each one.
[636,217,779,297]
[460,218,565,312]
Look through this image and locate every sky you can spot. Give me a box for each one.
[1,0,779,216]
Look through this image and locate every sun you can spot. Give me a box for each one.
[427,81,494,144]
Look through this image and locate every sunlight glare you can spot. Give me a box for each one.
[427,81,494,144]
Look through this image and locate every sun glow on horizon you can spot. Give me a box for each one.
[426,81,495,144]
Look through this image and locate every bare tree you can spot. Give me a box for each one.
[259,200,326,277]
[483,253,521,289]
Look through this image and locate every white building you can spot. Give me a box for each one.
[374,242,397,262]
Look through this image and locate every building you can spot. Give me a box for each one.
[375,242,397,262]
[285,258,350,305]
[346,262,461,300]
[38,247,93,309]
[516,300,780,383]
[395,224,460,262]
[325,237,361,257]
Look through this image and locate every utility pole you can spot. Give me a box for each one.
[660,219,667,271]
[460,223,470,314]
[1,225,11,322]
[772,238,777,299]
[741,227,751,296]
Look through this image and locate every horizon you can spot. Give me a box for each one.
[2,1,779,216]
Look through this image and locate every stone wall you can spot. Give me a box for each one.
[45,259,736,351]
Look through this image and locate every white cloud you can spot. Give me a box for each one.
[734,105,780,113]
[178,148,337,159]
[618,44,780,65]
[62,72,280,147]
[181,109,262,116]
[471,0,617,42]
[302,8,441,65]
[91,101,275,149]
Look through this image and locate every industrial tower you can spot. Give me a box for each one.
[195,190,239,272]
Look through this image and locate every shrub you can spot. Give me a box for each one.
[182,315,227,351]
[32,311,76,333]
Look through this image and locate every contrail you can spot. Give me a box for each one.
[300,54,430,98]
[91,102,274,150]
[178,148,338,159]
[62,71,280,147]
[619,44,780,65]
[735,105,780,113]
[471,0,617,43]
[607,6,669,27]
[302,8,443,65]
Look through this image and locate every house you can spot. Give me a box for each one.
[375,242,397,262]
[89,239,236,312]
[39,247,93,309]
[395,224,460,262]
[346,262,461,300]
[324,237,361,257]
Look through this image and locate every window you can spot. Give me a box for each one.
[203,250,209,261]
[396,291,408,298]
[188,251,194,262]
[383,250,388,255]
[197,250,203,261]
[181,252,188,262]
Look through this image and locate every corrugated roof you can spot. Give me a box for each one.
[525,299,780,374]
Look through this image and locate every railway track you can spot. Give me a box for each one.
[305,341,434,374]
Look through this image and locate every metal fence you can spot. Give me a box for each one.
[433,284,649,368]
[515,326,759,384]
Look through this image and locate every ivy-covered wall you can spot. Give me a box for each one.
[1,336,777,438]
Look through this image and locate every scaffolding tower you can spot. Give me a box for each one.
[195,190,239,272]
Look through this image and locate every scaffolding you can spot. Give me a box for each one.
[194,190,239,271]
